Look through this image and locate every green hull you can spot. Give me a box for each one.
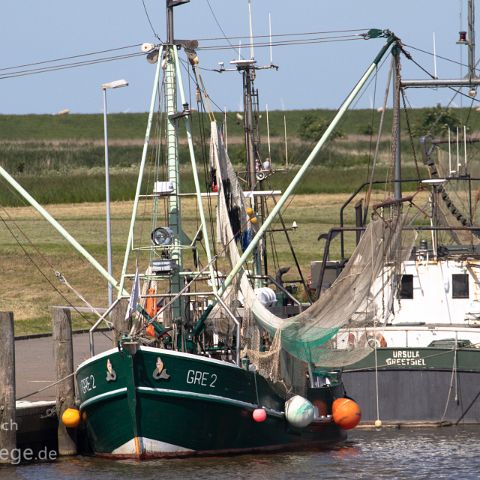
[76,346,346,457]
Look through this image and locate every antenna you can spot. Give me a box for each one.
[448,128,453,174]
[284,114,289,168]
[224,107,228,152]
[248,0,255,60]
[266,104,271,160]
[456,126,460,173]
[433,32,438,78]
[468,0,476,80]
[269,13,273,65]
[464,125,468,170]
[238,41,242,61]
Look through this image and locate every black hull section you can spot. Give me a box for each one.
[343,369,480,425]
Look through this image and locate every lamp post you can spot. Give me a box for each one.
[102,79,129,307]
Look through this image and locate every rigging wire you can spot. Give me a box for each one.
[205,0,242,58]
[140,0,163,42]
[0,29,368,81]
[400,45,480,104]
[0,52,144,81]
[0,43,143,73]
[197,28,371,42]
[196,35,364,52]
[403,43,474,70]
[401,89,422,181]
[0,204,112,341]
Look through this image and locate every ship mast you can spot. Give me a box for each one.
[165,0,183,322]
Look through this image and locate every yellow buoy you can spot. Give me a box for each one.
[246,207,254,216]
[250,217,258,225]
[374,419,383,428]
[62,408,81,428]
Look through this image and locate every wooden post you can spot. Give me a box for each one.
[111,299,128,346]
[52,307,77,456]
[0,312,16,461]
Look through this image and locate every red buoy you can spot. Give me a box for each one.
[252,408,267,423]
[332,398,361,430]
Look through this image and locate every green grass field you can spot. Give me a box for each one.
[0,109,474,333]
[0,192,385,334]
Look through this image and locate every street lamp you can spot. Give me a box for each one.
[102,79,129,306]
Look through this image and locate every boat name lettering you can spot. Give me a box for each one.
[186,370,217,388]
[385,351,426,366]
[80,374,96,394]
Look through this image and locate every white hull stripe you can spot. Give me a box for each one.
[137,386,284,418]
[77,346,240,372]
[79,385,284,418]
[79,387,127,410]
[112,437,194,455]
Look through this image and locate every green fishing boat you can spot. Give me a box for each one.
[75,2,399,458]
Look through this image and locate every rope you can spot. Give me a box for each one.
[17,372,75,401]
[253,369,260,407]
[363,59,393,223]
[0,207,112,341]
[440,345,458,422]
[401,89,422,181]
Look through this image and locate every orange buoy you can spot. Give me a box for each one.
[146,324,156,337]
[250,216,258,225]
[145,288,157,318]
[332,398,361,430]
[62,408,81,428]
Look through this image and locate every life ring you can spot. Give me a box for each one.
[359,332,387,349]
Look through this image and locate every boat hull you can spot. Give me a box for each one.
[77,346,346,457]
[342,347,480,425]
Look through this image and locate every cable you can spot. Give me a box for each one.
[0,206,112,341]
[197,28,371,43]
[140,0,163,42]
[0,44,142,72]
[400,45,480,104]
[403,43,471,70]
[205,0,241,58]
[0,52,144,80]
[197,35,364,52]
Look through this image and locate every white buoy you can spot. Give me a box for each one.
[285,395,315,428]
[375,419,382,428]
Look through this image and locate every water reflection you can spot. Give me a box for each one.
[4,426,480,480]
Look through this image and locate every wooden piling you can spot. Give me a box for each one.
[0,312,16,461]
[52,307,77,456]
[111,299,129,345]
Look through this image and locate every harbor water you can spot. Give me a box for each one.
[2,426,480,479]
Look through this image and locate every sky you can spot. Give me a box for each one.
[0,0,475,114]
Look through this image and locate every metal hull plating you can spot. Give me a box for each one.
[76,347,346,458]
[342,347,480,425]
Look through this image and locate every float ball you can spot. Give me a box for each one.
[62,408,81,428]
[146,324,156,337]
[285,395,315,428]
[250,217,258,225]
[375,419,382,428]
[332,398,361,430]
[252,408,267,423]
[246,207,254,216]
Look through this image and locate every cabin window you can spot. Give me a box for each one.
[399,275,414,299]
[452,274,469,299]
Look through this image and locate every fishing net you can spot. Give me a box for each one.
[208,122,415,379]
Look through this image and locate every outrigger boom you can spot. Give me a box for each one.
[215,31,397,300]
[0,165,124,293]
